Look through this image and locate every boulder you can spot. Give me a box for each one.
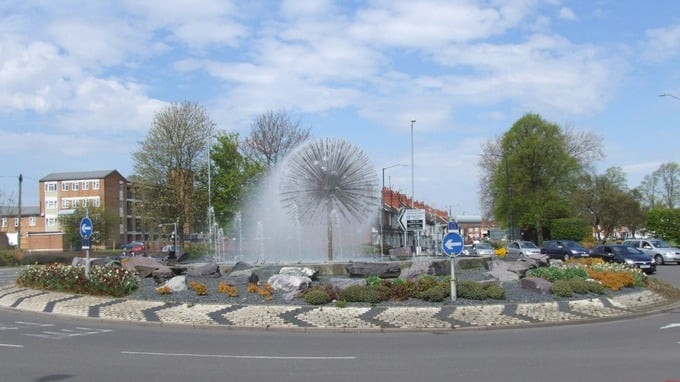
[252,265,283,282]
[520,277,553,295]
[400,259,450,280]
[267,274,312,293]
[344,262,401,278]
[327,277,366,290]
[223,270,257,286]
[121,256,174,280]
[230,261,255,272]
[279,266,319,280]
[186,263,221,278]
[157,275,187,293]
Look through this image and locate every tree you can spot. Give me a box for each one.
[193,132,264,229]
[241,110,311,169]
[637,162,679,209]
[59,207,117,251]
[480,113,592,244]
[647,208,680,244]
[575,167,642,242]
[132,101,215,235]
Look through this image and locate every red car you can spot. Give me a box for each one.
[122,241,145,256]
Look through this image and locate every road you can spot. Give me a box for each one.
[0,265,679,381]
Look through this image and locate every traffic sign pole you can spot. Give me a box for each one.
[80,212,93,278]
[441,231,464,301]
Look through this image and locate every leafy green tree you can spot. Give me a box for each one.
[493,113,583,244]
[132,101,215,235]
[59,207,116,251]
[548,218,591,242]
[647,208,680,244]
[194,133,264,229]
[575,167,642,242]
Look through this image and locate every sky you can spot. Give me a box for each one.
[1,0,680,218]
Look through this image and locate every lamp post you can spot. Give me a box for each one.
[660,92,680,101]
[381,164,407,258]
[410,119,419,255]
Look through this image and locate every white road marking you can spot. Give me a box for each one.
[660,323,680,330]
[0,343,23,348]
[121,351,356,360]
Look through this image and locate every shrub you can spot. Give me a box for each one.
[15,263,139,297]
[586,270,635,291]
[337,285,383,304]
[417,285,449,302]
[563,267,588,280]
[415,275,440,292]
[188,280,208,295]
[365,275,382,286]
[456,280,487,300]
[303,288,333,305]
[217,281,239,297]
[484,283,506,300]
[527,267,564,282]
[585,280,605,295]
[551,279,573,297]
[567,277,591,294]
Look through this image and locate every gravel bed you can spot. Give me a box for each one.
[127,267,640,308]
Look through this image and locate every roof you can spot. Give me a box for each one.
[0,206,41,217]
[39,170,126,182]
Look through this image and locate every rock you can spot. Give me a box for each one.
[186,263,221,278]
[252,265,283,282]
[400,259,450,280]
[279,266,319,280]
[389,247,411,258]
[158,275,187,293]
[520,277,553,295]
[223,270,256,286]
[121,256,174,281]
[230,261,255,272]
[344,262,401,278]
[327,277,366,290]
[267,274,312,293]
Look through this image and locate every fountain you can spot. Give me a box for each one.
[232,137,379,263]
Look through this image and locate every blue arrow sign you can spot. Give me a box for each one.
[80,216,93,239]
[441,232,464,257]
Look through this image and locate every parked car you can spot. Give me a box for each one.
[461,245,473,256]
[621,239,680,265]
[540,240,589,261]
[589,244,656,274]
[121,241,145,256]
[471,242,495,256]
[506,240,541,257]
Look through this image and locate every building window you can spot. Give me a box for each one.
[62,199,69,208]
[83,199,88,207]
[14,218,19,227]
[93,198,100,207]
[1,218,6,227]
[72,182,79,191]
[46,200,57,209]
[62,182,69,191]
[73,200,80,208]
[83,181,89,190]
[93,180,100,190]
[45,182,57,192]
[29,217,36,226]
[46,217,57,227]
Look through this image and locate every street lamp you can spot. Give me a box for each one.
[410,119,419,256]
[381,164,407,258]
[660,92,680,101]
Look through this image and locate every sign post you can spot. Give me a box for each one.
[399,208,426,256]
[441,231,464,301]
[80,214,93,278]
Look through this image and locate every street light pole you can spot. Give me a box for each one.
[410,119,419,256]
[660,92,680,101]
[381,164,406,258]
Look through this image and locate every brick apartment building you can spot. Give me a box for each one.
[0,170,143,252]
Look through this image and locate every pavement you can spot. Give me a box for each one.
[0,282,677,332]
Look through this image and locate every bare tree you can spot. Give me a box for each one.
[563,127,604,171]
[655,162,680,208]
[132,101,215,234]
[242,110,311,169]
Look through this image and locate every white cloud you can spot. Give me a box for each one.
[641,24,680,63]
[558,7,576,21]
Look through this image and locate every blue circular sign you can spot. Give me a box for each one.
[441,232,464,257]
[80,216,93,239]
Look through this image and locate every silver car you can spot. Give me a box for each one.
[506,240,541,257]
[471,242,495,256]
[621,239,680,265]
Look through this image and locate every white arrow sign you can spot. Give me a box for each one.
[444,238,462,251]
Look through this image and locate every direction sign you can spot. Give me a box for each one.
[399,208,426,231]
[441,232,464,257]
[79,216,93,239]
[448,221,459,232]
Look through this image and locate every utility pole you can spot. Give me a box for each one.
[17,174,22,250]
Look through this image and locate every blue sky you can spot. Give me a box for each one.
[1,0,679,218]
